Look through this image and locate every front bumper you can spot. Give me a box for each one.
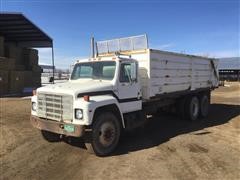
[30,115,85,137]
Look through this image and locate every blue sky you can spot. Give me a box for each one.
[1,0,239,68]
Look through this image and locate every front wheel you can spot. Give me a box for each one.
[84,112,121,156]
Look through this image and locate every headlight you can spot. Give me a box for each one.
[32,102,37,111]
[75,109,83,119]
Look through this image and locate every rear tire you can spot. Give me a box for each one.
[84,112,121,156]
[199,94,210,118]
[41,130,60,142]
[184,96,200,121]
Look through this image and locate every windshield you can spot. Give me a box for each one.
[71,61,116,80]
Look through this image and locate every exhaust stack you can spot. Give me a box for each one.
[91,37,95,58]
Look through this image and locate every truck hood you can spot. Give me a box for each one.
[37,79,113,97]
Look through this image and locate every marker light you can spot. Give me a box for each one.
[32,90,36,96]
[83,95,90,102]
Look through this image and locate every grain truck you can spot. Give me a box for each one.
[30,35,219,156]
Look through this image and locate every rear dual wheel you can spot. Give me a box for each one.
[178,93,210,121]
[199,94,210,118]
[185,96,200,121]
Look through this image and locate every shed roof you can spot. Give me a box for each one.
[40,64,55,69]
[0,12,52,47]
[218,57,240,70]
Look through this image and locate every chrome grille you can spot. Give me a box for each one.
[37,93,73,121]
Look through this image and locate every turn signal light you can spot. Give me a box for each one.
[83,95,90,102]
[32,90,36,96]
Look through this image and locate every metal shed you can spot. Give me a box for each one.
[0,12,55,82]
[218,57,240,81]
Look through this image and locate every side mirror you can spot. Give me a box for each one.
[130,63,137,82]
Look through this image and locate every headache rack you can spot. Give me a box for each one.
[96,34,148,56]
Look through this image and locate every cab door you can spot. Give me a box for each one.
[117,61,142,113]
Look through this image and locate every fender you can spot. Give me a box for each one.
[78,95,125,128]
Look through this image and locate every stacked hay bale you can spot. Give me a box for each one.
[0,70,9,95]
[0,36,4,57]
[22,48,42,87]
[0,36,42,95]
[0,36,7,94]
[4,44,25,94]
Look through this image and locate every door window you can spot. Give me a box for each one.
[119,62,137,83]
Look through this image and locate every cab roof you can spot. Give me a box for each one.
[75,55,134,65]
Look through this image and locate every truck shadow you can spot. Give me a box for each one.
[67,103,240,156]
[113,103,240,155]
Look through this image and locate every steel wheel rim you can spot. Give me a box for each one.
[98,122,115,147]
[192,98,199,118]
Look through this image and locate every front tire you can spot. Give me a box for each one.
[85,112,121,156]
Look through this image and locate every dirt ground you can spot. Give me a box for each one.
[0,82,239,180]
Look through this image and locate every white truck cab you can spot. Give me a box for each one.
[31,56,143,156]
[31,35,218,156]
